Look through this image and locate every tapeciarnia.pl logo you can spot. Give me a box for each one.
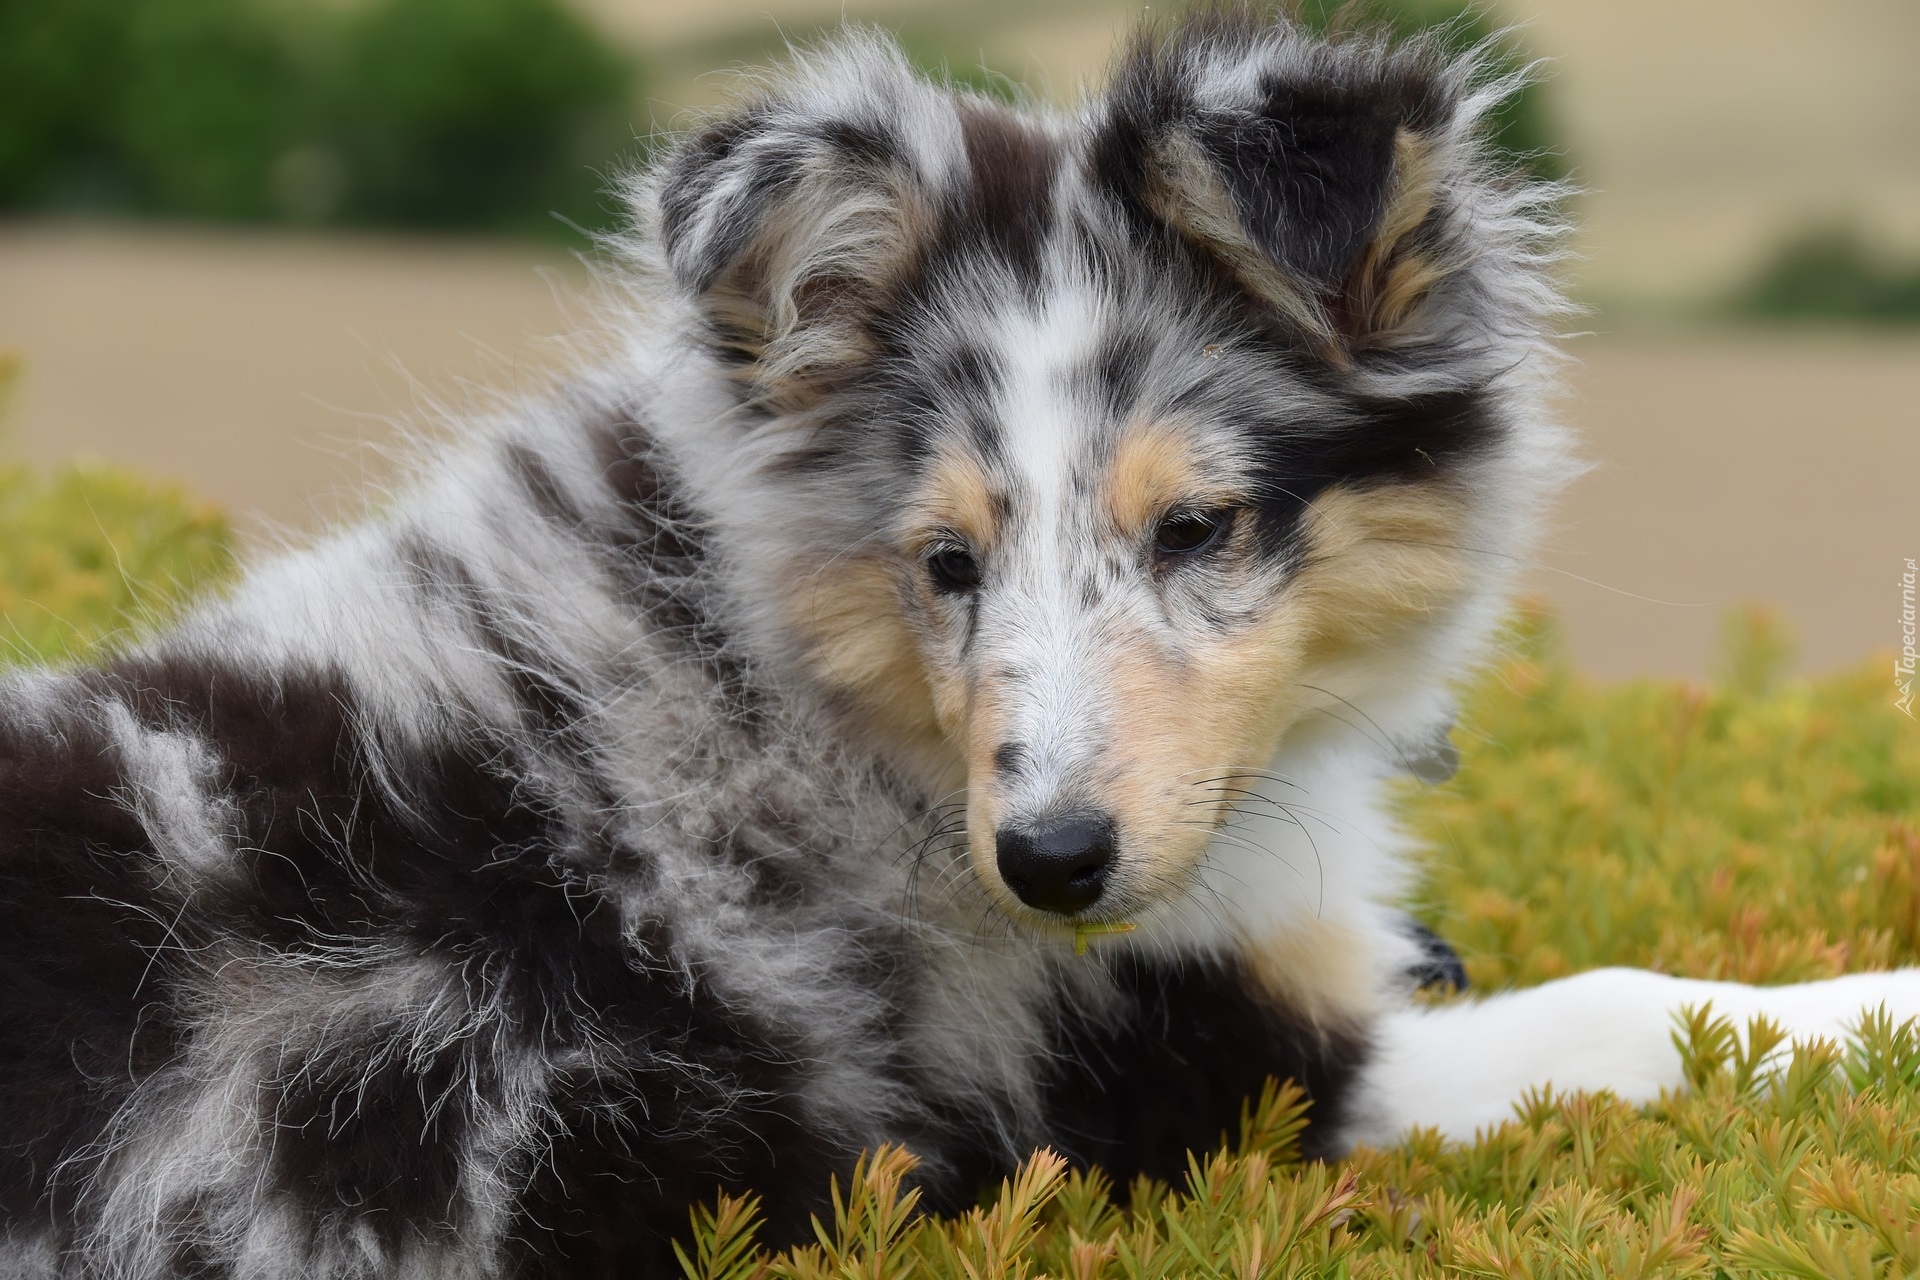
[1899,557,1917,718]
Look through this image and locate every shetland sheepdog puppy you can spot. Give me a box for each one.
[3,8,1914,1277]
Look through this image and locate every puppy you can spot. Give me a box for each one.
[3,9,1914,1277]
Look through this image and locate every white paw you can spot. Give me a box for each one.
[1345,967,1920,1147]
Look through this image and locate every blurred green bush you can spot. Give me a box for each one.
[0,0,636,237]
[0,460,236,667]
[330,0,632,232]
[1729,225,1920,324]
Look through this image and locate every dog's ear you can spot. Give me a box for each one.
[652,37,955,406]
[1093,12,1539,362]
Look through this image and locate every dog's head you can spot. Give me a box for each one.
[643,10,1566,933]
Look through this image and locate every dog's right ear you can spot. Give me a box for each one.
[654,37,957,407]
[1090,11,1556,367]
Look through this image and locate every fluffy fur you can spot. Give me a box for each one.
[3,9,1916,1277]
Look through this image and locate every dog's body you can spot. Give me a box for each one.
[3,12,1916,1278]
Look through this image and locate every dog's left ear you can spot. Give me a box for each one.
[646,36,956,408]
[1093,14,1538,362]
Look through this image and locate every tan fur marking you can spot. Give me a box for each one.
[1102,423,1208,535]
[789,443,1007,789]
[1095,637,1213,885]
[1246,919,1385,1027]
[1065,608,1316,917]
[1290,482,1473,660]
[1349,129,1448,341]
[783,557,943,743]
[916,448,1000,550]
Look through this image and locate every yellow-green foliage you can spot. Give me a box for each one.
[0,462,234,669]
[3,427,1918,1275]
[1412,602,1920,990]
[680,1013,1920,1280]
[0,349,238,665]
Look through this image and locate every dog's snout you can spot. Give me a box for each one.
[994,816,1115,915]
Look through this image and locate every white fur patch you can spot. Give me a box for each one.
[1347,967,1920,1146]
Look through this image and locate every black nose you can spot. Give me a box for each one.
[994,816,1116,915]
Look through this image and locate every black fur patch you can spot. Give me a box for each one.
[501,907,853,1276]
[947,105,1059,285]
[1404,920,1469,994]
[992,742,1029,778]
[1194,96,1397,288]
[1042,953,1371,1184]
[0,694,178,1233]
[507,438,589,531]
[588,414,763,713]
[402,531,595,739]
[658,108,785,294]
[1245,384,1497,555]
[266,1024,477,1248]
[1076,327,1157,426]
[1088,11,1452,312]
[0,654,848,1269]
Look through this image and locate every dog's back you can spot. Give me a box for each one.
[0,434,914,1273]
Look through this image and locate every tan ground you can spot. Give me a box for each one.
[3,224,1913,678]
[1542,331,1916,679]
[0,223,588,534]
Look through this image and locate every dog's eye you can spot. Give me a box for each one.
[926,545,983,593]
[1153,509,1232,559]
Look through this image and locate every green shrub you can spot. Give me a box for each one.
[1406,601,1920,990]
[327,0,633,232]
[0,0,637,236]
[0,0,132,209]
[0,461,235,668]
[681,1012,1920,1280]
[117,0,311,219]
[0,0,313,216]
[0,358,237,666]
[1729,225,1920,324]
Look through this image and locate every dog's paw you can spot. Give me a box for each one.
[1346,967,1920,1147]
[1401,918,1467,994]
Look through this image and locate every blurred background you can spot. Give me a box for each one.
[0,0,1914,677]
